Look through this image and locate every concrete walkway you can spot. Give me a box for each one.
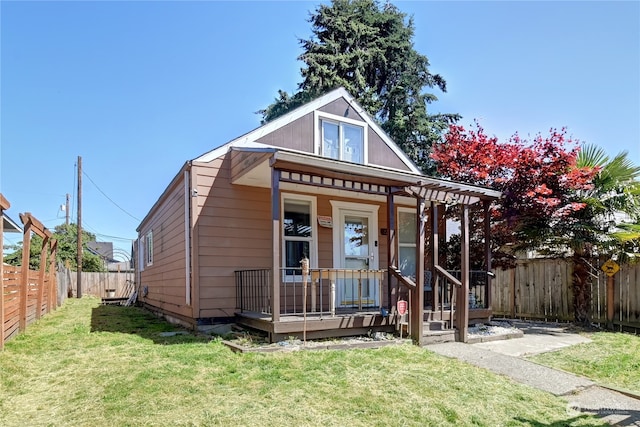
[427,322,640,426]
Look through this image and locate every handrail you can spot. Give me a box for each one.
[434,265,462,287]
[389,265,416,290]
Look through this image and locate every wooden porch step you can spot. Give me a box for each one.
[421,323,455,345]
[424,320,448,331]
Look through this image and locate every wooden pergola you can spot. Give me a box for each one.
[388,183,497,343]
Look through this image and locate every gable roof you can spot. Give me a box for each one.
[194,87,422,174]
[87,241,115,261]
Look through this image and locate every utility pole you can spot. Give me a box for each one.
[65,193,70,227]
[77,156,82,298]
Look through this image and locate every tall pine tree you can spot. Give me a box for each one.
[259,0,457,173]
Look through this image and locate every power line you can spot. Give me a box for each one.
[93,232,136,242]
[81,220,135,242]
[82,170,140,221]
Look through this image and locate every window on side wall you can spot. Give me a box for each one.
[146,231,153,266]
[283,196,317,277]
[317,112,366,164]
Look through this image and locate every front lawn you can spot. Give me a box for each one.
[0,298,604,426]
[530,330,640,394]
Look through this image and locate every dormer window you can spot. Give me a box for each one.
[316,111,367,165]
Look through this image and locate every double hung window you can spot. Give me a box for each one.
[283,196,316,275]
[397,209,416,279]
[320,118,365,164]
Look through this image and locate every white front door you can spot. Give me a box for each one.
[331,201,379,308]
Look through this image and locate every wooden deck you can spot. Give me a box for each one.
[236,309,395,342]
[236,307,491,343]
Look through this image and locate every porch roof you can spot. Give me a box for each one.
[230,147,502,204]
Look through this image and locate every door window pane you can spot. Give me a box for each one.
[344,216,368,257]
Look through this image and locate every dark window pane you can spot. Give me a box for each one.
[284,200,311,237]
[285,241,310,275]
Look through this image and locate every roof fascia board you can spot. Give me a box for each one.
[137,161,191,232]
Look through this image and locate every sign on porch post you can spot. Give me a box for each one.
[397,299,408,339]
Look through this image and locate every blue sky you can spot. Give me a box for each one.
[1,1,639,257]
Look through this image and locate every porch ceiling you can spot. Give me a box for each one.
[230,147,501,204]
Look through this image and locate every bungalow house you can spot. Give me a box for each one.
[135,88,501,344]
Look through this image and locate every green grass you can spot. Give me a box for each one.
[530,330,640,394]
[0,298,604,427]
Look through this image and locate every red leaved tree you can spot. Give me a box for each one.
[432,123,598,321]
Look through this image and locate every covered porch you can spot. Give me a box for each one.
[230,147,501,344]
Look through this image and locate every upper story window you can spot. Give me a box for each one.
[316,111,367,165]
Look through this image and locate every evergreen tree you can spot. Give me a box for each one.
[259,0,458,173]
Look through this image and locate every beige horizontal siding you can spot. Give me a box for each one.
[138,170,191,319]
[192,159,272,319]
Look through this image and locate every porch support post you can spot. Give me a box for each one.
[457,203,470,342]
[483,200,492,310]
[430,203,439,312]
[271,167,281,322]
[410,198,425,343]
[386,191,395,310]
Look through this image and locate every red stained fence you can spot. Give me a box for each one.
[2,264,61,348]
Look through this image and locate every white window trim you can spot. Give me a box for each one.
[137,238,144,273]
[281,193,318,280]
[397,207,417,279]
[146,230,153,267]
[314,110,368,165]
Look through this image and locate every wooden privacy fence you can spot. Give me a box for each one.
[58,268,135,299]
[491,258,640,328]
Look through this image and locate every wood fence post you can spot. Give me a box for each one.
[510,267,516,319]
[606,274,615,329]
[36,236,49,320]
